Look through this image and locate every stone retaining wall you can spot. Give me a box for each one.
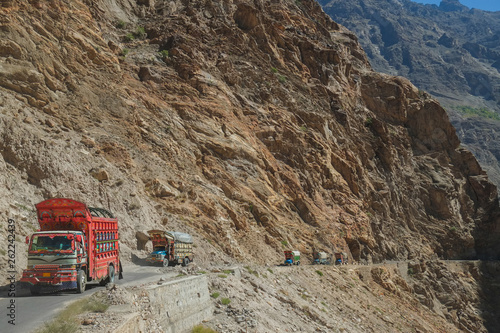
[114,275,213,333]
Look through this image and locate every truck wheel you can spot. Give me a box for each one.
[296,261,300,266]
[182,258,189,267]
[77,270,86,293]
[162,258,169,267]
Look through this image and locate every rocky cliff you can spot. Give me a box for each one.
[319,0,500,194]
[1,0,499,267]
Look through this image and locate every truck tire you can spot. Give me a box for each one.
[296,261,300,266]
[182,257,189,267]
[77,270,86,293]
[162,258,169,267]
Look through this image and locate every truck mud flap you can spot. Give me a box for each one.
[119,260,124,280]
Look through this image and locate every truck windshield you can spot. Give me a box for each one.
[153,246,166,252]
[30,235,74,253]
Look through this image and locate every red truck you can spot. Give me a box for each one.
[20,198,121,295]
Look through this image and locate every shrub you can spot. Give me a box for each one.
[278,75,287,84]
[221,298,231,305]
[218,274,227,278]
[135,26,145,36]
[120,49,129,57]
[271,67,278,73]
[316,270,323,277]
[82,300,109,313]
[192,325,217,333]
[158,50,169,60]
[244,266,259,277]
[38,320,78,333]
[124,33,135,42]
[115,20,126,29]
[210,292,220,298]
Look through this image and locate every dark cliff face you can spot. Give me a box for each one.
[319,0,500,193]
[0,0,499,272]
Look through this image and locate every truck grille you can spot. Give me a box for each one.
[34,265,59,270]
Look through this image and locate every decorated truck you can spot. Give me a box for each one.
[313,251,330,265]
[334,252,348,265]
[284,250,301,266]
[20,198,121,295]
[146,229,193,267]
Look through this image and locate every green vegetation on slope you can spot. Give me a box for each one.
[455,106,500,121]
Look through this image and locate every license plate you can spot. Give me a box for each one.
[42,273,51,277]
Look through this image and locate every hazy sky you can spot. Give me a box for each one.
[411,0,500,12]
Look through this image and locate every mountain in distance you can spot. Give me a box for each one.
[319,0,500,190]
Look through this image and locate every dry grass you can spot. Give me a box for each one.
[36,295,109,333]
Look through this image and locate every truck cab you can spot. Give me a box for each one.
[22,230,86,294]
[150,244,170,267]
[20,198,121,295]
[284,250,300,266]
[146,230,170,266]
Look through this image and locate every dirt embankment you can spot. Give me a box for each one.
[77,260,499,333]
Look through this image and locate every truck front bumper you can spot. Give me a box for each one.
[146,255,164,263]
[21,269,78,291]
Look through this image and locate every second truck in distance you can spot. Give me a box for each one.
[146,229,194,267]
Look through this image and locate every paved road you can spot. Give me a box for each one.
[0,264,169,333]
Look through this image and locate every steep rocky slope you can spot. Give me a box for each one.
[0,0,500,331]
[319,0,500,192]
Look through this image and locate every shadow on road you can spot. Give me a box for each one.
[131,253,153,266]
[0,280,106,298]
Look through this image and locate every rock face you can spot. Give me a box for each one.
[319,0,500,194]
[0,0,499,265]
